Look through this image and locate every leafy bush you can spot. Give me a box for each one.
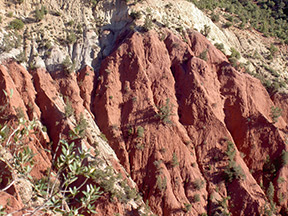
[0,117,103,215]
[9,19,24,30]
[230,47,241,60]
[156,175,167,192]
[200,24,211,37]
[171,152,179,167]
[137,126,144,138]
[193,178,204,190]
[64,97,74,118]
[223,140,245,183]
[183,203,192,212]
[270,106,282,123]
[155,98,174,124]
[192,194,201,203]
[214,42,225,53]
[67,32,77,44]
[142,14,153,32]
[34,5,47,22]
[199,48,208,61]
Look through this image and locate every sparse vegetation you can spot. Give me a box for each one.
[64,97,74,118]
[9,19,24,30]
[189,0,288,42]
[200,24,211,37]
[143,14,153,32]
[171,152,179,167]
[156,175,167,192]
[193,178,204,190]
[137,126,144,138]
[192,194,201,203]
[223,141,245,183]
[183,203,192,212]
[34,5,47,22]
[199,48,208,61]
[155,98,174,124]
[270,106,282,123]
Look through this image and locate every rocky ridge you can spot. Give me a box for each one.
[0,0,288,215]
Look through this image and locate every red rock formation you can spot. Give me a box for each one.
[1,28,288,216]
[93,29,288,215]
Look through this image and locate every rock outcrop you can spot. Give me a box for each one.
[0,0,288,216]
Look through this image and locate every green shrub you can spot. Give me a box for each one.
[270,106,282,123]
[155,98,174,124]
[67,32,77,44]
[7,12,13,18]
[9,19,24,30]
[267,182,274,202]
[183,203,192,212]
[171,152,179,167]
[137,126,144,138]
[156,175,167,192]
[224,22,232,28]
[269,44,278,57]
[34,5,47,22]
[193,178,204,190]
[230,47,241,60]
[200,25,211,37]
[192,194,201,203]
[62,56,75,74]
[64,97,74,118]
[214,43,225,53]
[142,14,153,32]
[199,49,208,61]
[211,13,219,22]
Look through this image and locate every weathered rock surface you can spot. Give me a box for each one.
[0,1,288,215]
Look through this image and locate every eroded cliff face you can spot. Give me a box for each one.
[92,29,288,215]
[1,0,288,216]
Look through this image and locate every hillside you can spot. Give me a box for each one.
[0,0,288,215]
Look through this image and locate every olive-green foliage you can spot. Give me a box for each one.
[67,32,77,44]
[34,5,47,22]
[64,97,74,118]
[137,126,144,138]
[193,178,204,190]
[171,152,179,167]
[69,113,88,139]
[9,19,24,30]
[188,0,288,41]
[192,194,200,203]
[156,175,167,192]
[214,42,225,53]
[269,44,278,57]
[200,24,211,37]
[281,150,288,167]
[142,14,153,32]
[155,98,174,124]
[230,47,241,60]
[270,106,282,123]
[0,118,103,215]
[223,141,245,183]
[199,49,208,61]
[267,182,275,202]
[183,203,192,212]
[62,55,75,74]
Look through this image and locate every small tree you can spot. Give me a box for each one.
[270,106,282,123]
[155,98,174,124]
[9,19,24,30]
